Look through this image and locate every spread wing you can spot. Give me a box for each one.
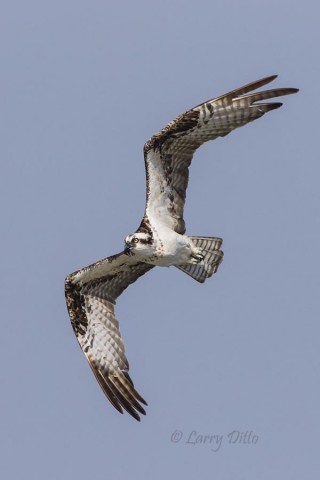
[143,75,298,234]
[65,252,154,421]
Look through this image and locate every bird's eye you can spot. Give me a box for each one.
[133,237,139,243]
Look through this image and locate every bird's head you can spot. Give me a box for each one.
[124,232,153,256]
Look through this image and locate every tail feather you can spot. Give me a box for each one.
[175,236,224,283]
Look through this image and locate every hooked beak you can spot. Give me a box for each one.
[124,242,134,256]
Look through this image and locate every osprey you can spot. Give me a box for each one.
[65,75,298,420]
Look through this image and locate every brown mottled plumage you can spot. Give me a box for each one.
[65,75,298,420]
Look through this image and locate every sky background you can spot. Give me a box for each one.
[1,1,319,478]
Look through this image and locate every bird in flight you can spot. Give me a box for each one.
[65,75,298,421]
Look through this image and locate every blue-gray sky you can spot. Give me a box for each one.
[1,1,319,478]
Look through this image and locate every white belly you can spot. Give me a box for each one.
[148,226,192,266]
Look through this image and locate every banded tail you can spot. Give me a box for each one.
[176,236,224,283]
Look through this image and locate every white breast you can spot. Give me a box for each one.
[149,219,192,266]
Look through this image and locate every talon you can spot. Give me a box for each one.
[191,247,205,263]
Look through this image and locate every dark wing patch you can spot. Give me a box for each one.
[65,253,154,421]
[143,75,298,234]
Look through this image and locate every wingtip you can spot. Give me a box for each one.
[130,410,142,422]
[135,392,148,406]
[260,80,299,95]
[265,74,278,82]
[247,74,278,90]
[269,102,283,110]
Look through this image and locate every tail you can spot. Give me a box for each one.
[175,236,224,283]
